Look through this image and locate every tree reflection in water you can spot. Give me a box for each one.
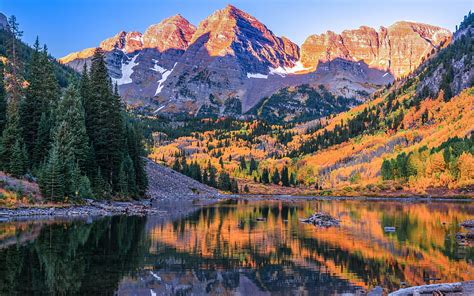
[0,199,473,295]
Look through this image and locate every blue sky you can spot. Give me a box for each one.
[1,0,472,58]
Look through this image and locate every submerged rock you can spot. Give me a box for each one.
[300,212,340,227]
[384,226,396,233]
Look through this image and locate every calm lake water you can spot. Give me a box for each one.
[1,199,473,295]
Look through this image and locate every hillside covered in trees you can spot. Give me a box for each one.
[0,16,147,206]
[150,12,473,196]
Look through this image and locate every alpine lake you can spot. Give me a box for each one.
[1,198,473,295]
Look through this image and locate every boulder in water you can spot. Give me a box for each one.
[300,212,340,227]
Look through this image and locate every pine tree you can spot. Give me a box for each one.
[39,144,65,202]
[290,172,297,186]
[93,168,111,199]
[271,170,281,185]
[20,40,59,163]
[86,49,124,192]
[0,96,25,173]
[230,178,239,193]
[381,159,393,180]
[124,121,147,196]
[281,167,290,187]
[65,159,81,199]
[249,157,258,174]
[77,175,93,199]
[122,154,137,197]
[9,140,26,177]
[118,161,128,197]
[208,161,217,188]
[218,171,231,191]
[172,158,181,171]
[32,112,52,166]
[0,63,7,135]
[239,156,247,171]
[55,85,91,173]
[219,157,224,169]
[261,168,270,184]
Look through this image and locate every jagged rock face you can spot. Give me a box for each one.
[59,15,195,66]
[59,6,452,117]
[301,21,451,78]
[142,15,196,52]
[188,5,299,71]
[416,23,473,98]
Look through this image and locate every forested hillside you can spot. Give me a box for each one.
[0,16,147,206]
[150,12,473,196]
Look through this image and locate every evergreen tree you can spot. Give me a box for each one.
[219,157,224,169]
[249,157,258,175]
[122,154,137,197]
[0,96,26,173]
[381,159,393,180]
[208,161,217,188]
[239,156,247,171]
[271,170,281,185]
[230,178,239,193]
[290,172,297,186]
[261,168,270,184]
[20,40,59,163]
[118,163,128,197]
[39,144,65,202]
[218,171,231,191]
[281,166,290,187]
[55,85,91,173]
[0,63,7,135]
[33,112,52,166]
[77,175,93,199]
[86,49,124,192]
[9,140,26,177]
[172,158,181,172]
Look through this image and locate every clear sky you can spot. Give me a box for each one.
[1,0,472,58]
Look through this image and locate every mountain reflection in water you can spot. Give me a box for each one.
[0,199,473,295]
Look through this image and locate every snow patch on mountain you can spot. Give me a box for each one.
[112,54,139,85]
[155,63,177,95]
[150,60,167,73]
[247,73,268,79]
[269,61,312,77]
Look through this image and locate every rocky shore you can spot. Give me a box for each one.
[0,160,224,222]
[0,199,163,222]
[388,281,474,296]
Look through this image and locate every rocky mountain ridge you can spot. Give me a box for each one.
[59,5,452,117]
[300,21,451,78]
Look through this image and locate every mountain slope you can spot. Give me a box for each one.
[149,12,473,195]
[0,12,77,87]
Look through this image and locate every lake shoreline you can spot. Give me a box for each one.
[1,193,472,222]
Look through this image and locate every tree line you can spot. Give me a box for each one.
[0,16,147,202]
[172,154,239,193]
[381,135,473,185]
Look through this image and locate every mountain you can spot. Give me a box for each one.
[300,21,451,78]
[150,12,473,195]
[60,5,452,118]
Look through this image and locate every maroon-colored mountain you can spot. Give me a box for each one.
[59,5,451,117]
